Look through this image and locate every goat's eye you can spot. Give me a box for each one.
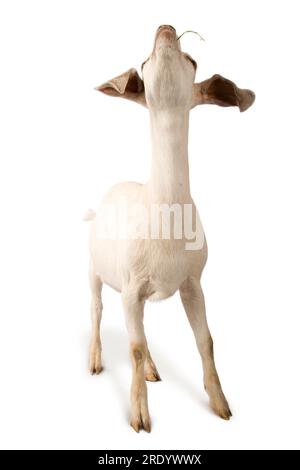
[141,57,150,71]
[184,53,197,70]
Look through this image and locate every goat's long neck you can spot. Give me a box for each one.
[148,109,191,204]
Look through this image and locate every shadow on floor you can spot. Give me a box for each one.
[95,326,209,414]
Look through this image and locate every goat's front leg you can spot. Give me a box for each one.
[180,277,231,420]
[122,286,151,433]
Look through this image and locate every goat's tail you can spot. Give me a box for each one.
[83,208,96,221]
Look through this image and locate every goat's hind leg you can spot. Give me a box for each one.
[89,261,103,375]
[142,311,161,382]
[144,347,161,382]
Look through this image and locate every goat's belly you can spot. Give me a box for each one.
[147,289,177,302]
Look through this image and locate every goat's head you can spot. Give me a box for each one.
[97,25,255,113]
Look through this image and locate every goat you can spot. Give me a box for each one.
[87,25,255,432]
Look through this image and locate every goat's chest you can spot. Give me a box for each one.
[131,239,198,301]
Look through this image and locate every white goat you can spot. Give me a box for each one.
[87,25,255,432]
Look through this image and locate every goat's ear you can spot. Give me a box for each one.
[192,74,255,112]
[96,68,146,107]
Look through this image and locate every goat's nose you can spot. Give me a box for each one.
[157,24,176,32]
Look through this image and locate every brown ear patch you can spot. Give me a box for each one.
[203,75,238,107]
[194,74,255,112]
[98,86,120,97]
[96,68,146,106]
[125,70,145,93]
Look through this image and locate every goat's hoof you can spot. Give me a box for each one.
[213,404,232,420]
[131,415,151,433]
[89,343,102,375]
[210,394,232,420]
[145,370,161,382]
[90,365,103,375]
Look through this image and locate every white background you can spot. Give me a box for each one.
[0,0,299,450]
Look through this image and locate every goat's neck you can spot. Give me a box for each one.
[148,108,191,204]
